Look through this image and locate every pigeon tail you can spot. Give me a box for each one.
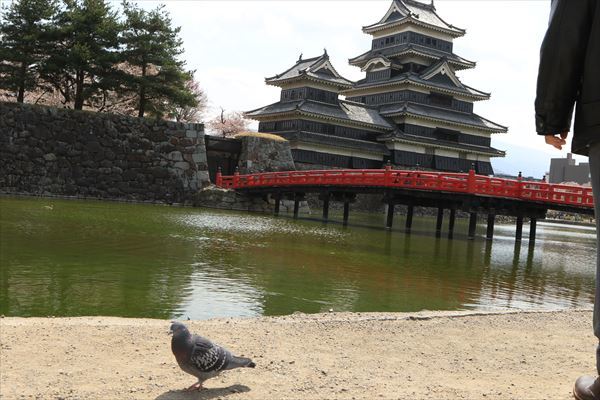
[226,356,256,370]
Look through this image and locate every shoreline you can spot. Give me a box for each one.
[1,310,596,399]
[540,218,596,227]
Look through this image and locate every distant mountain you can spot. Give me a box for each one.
[491,142,577,178]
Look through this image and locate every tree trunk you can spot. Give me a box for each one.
[138,64,147,118]
[74,70,84,110]
[17,62,26,103]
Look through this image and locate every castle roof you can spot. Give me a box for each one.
[349,43,475,70]
[245,99,394,131]
[344,70,490,101]
[363,0,465,37]
[379,101,508,133]
[265,51,354,90]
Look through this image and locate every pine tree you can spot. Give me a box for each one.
[120,1,196,118]
[41,0,120,110]
[0,0,58,103]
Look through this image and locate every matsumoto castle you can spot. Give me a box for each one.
[246,0,507,175]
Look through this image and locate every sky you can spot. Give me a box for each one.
[2,0,588,177]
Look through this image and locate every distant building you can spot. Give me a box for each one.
[548,153,591,184]
[246,0,507,173]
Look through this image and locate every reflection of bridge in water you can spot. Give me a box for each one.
[216,167,594,242]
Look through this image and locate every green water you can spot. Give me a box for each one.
[0,197,596,319]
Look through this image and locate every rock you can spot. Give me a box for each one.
[166,151,183,162]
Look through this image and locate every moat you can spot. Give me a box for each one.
[0,197,596,319]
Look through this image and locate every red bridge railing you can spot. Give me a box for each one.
[215,168,594,209]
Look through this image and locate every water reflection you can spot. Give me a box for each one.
[0,197,596,319]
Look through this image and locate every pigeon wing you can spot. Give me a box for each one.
[189,335,231,373]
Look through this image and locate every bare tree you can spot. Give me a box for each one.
[207,108,251,137]
[168,75,207,123]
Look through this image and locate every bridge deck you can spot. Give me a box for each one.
[216,168,594,212]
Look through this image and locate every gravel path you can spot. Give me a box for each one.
[0,310,596,399]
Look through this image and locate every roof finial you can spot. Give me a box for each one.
[298,53,303,61]
[323,48,328,58]
[431,0,435,9]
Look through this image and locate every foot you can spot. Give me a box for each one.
[184,382,204,391]
[574,376,600,400]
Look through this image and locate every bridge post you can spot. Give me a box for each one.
[467,168,477,194]
[436,207,444,236]
[515,216,524,241]
[293,197,300,219]
[448,208,456,239]
[468,212,477,239]
[386,203,395,229]
[233,168,240,188]
[529,217,537,242]
[274,193,281,216]
[216,167,222,187]
[343,202,350,226]
[384,163,393,186]
[486,214,495,240]
[406,205,414,232]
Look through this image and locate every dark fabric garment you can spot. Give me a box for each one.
[589,143,600,373]
[535,0,600,156]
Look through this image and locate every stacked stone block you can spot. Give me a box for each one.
[0,102,209,203]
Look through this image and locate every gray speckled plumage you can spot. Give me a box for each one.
[169,322,255,389]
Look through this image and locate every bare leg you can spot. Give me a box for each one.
[184,381,204,391]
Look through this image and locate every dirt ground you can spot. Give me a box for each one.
[0,310,597,399]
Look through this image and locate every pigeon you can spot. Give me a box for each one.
[169,321,256,391]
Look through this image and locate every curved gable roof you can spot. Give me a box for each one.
[266,51,354,89]
[363,0,465,37]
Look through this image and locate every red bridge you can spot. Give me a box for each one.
[215,167,594,241]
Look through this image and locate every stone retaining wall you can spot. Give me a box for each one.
[237,136,295,174]
[0,102,209,203]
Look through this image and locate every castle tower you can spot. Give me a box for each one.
[246,51,393,169]
[246,0,507,174]
[344,0,506,174]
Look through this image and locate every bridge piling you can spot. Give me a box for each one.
[516,216,524,241]
[529,218,537,242]
[406,205,414,232]
[343,202,350,226]
[436,207,444,237]
[293,198,300,219]
[468,212,477,239]
[386,204,395,229]
[274,194,281,216]
[486,214,495,240]
[448,208,456,239]
[322,197,330,221]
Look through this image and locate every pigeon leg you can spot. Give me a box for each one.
[184,381,203,391]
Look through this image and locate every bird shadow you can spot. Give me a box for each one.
[155,385,250,400]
